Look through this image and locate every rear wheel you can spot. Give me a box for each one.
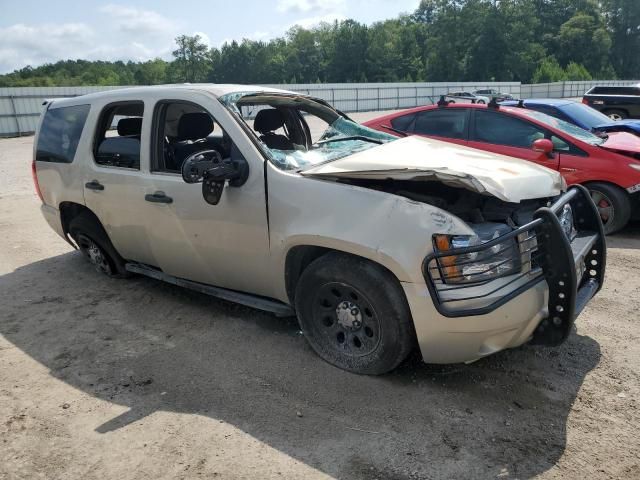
[477,100,485,104]
[68,212,129,277]
[294,252,415,374]
[603,109,627,121]
[587,182,631,234]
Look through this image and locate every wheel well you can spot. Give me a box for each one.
[582,181,628,195]
[284,246,403,305]
[285,246,331,304]
[602,107,629,116]
[59,202,101,237]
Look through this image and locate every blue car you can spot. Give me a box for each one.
[500,98,640,136]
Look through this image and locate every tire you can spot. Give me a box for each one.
[477,100,485,104]
[68,212,129,277]
[586,182,631,234]
[603,109,628,121]
[294,252,415,374]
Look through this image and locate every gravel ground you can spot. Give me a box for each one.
[1,117,639,479]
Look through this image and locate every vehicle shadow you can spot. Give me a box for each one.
[1,252,601,479]
[607,220,640,250]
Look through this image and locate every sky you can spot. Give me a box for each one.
[0,0,421,74]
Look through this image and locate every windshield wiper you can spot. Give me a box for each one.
[380,124,408,137]
[316,135,383,146]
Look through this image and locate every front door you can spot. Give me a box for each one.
[468,109,560,170]
[136,92,273,298]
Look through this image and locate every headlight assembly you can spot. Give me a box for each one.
[433,223,521,285]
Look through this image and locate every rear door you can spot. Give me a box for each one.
[83,99,158,266]
[468,109,560,170]
[407,108,470,146]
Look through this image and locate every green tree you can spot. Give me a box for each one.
[532,58,568,83]
[565,62,592,80]
[170,34,211,82]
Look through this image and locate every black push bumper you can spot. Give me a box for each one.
[423,185,606,346]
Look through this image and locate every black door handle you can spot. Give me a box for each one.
[145,192,173,204]
[85,180,104,191]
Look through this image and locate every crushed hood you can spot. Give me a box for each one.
[301,136,564,203]
[599,131,640,155]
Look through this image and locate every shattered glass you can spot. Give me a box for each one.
[220,91,396,171]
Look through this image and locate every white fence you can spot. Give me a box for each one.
[1,80,638,137]
[520,80,639,99]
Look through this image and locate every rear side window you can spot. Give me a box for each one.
[36,104,90,163]
[94,102,144,169]
[411,109,469,139]
[589,86,640,96]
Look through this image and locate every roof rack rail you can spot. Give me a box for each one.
[437,95,449,107]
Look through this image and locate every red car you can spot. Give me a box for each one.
[364,103,640,233]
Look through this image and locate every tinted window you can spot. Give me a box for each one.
[36,104,90,163]
[589,86,640,96]
[474,110,546,148]
[412,109,468,139]
[94,102,144,169]
[390,113,416,131]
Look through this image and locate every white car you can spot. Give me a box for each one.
[446,91,491,104]
[473,88,515,101]
[33,84,606,374]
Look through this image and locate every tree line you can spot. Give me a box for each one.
[1,0,638,88]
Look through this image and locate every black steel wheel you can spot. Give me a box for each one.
[295,252,415,374]
[312,282,381,357]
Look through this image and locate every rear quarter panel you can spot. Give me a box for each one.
[34,102,92,210]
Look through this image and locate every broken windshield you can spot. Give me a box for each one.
[220,91,396,171]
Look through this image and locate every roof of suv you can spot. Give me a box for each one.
[48,84,297,108]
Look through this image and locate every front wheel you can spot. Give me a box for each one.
[587,182,631,234]
[477,100,485,104]
[294,252,415,374]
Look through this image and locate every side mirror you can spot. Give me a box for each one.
[181,149,249,205]
[532,138,554,158]
[181,150,220,184]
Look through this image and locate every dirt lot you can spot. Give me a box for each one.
[1,119,639,479]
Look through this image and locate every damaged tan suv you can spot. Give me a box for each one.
[33,84,606,374]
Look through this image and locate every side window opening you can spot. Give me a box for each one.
[473,110,546,148]
[94,102,144,169]
[412,109,469,140]
[390,113,416,132]
[36,104,90,163]
[153,101,232,173]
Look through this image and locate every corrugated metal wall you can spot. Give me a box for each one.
[0,82,520,137]
[0,85,129,137]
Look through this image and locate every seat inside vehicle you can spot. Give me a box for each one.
[95,109,143,169]
[253,109,295,150]
[161,103,230,171]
